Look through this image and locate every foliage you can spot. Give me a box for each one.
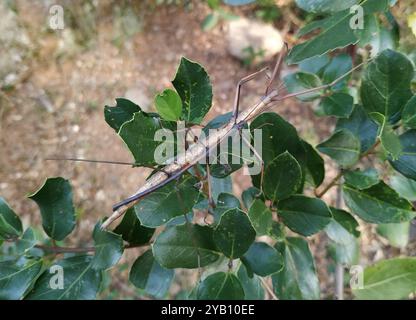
[1,0,416,300]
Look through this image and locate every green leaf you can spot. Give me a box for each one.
[237,264,264,300]
[353,258,416,300]
[402,96,416,129]
[153,224,220,269]
[263,152,302,202]
[322,53,352,88]
[317,129,361,168]
[113,207,154,245]
[287,0,389,64]
[201,13,219,31]
[0,259,42,300]
[301,140,325,188]
[283,72,323,101]
[242,187,263,210]
[361,49,414,122]
[248,199,273,236]
[129,250,174,298]
[328,238,359,265]
[0,197,22,240]
[250,113,306,188]
[211,175,233,203]
[390,174,416,201]
[212,193,240,223]
[389,130,416,181]
[370,112,402,160]
[320,93,354,118]
[269,221,285,240]
[336,105,378,153]
[295,0,359,13]
[16,228,37,255]
[273,237,320,300]
[172,57,213,124]
[118,112,176,167]
[299,55,329,75]
[91,222,124,270]
[242,242,284,277]
[135,175,199,227]
[344,168,379,190]
[343,181,416,223]
[278,195,332,236]
[197,272,244,300]
[104,98,141,132]
[325,208,360,244]
[28,177,76,241]
[377,222,410,248]
[26,256,102,300]
[213,208,255,259]
[154,89,183,121]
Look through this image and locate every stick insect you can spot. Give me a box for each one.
[50,49,366,230]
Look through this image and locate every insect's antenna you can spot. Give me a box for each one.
[45,157,138,166]
[265,42,288,95]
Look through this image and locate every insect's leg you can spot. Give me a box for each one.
[265,43,288,96]
[232,67,270,124]
[241,132,265,196]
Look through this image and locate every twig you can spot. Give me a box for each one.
[260,278,278,300]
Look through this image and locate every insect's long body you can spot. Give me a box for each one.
[102,90,278,229]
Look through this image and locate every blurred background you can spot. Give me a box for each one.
[0,0,415,299]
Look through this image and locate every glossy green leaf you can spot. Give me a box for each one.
[213,208,255,259]
[153,224,220,269]
[299,55,329,75]
[371,112,402,160]
[344,168,379,190]
[353,258,416,300]
[91,222,124,270]
[336,105,378,153]
[248,199,273,236]
[287,0,388,64]
[113,207,154,245]
[295,0,359,13]
[325,208,360,245]
[389,130,416,181]
[390,174,416,201]
[135,175,199,227]
[0,259,42,300]
[119,112,176,167]
[155,89,182,121]
[16,228,37,255]
[172,57,212,124]
[28,177,75,241]
[320,93,354,118]
[301,140,325,188]
[322,53,353,88]
[197,272,244,300]
[211,175,233,203]
[283,72,323,101]
[402,96,416,129]
[317,129,361,168]
[0,197,22,240]
[242,187,263,210]
[269,221,285,240]
[273,237,320,300]
[237,264,264,300]
[278,195,332,236]
[263,152,302,202]
[104,98,141,132]
[343,181,416,223]
[361,49,413,122]
[26,256,102,300]
[212,193,240,223]
[242,242,283,277]
[377,222,410,248]
[328,238,359,265]
[129,250,174,298]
